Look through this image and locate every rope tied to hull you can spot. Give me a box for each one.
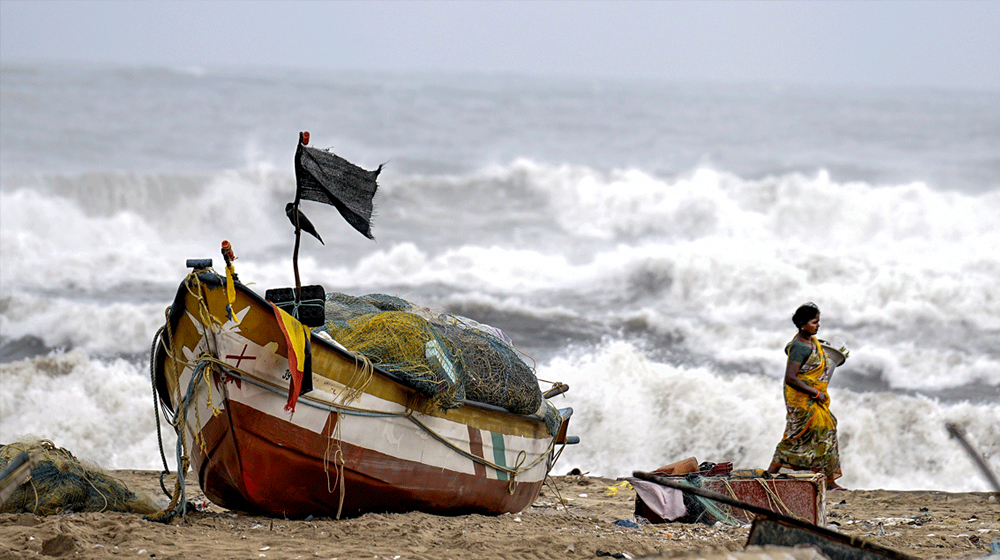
[149,319,172,498]
[147,271,231,523]
[508,451,527,495]
[146,359,213,523]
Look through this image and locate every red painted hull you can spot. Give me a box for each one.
[193,398,545,518]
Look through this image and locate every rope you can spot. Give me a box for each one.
[281,296,325,321]
[508,451,527,494]
[81,467,110,513]
[146,272,226,523]
[211,362,557,478]
[146,360,211,523]
[713,478,744,525]
[149,321,173,498]
[166,349,555,483]
[681,476,739,525]
[753,477,800,519]
[543,472,568,509]
[324,417,347,519]
[338,352,375,405]
[711,475,800,524]
[30,478,39,515]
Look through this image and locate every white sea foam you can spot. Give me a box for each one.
[2,340,995,492]
[4,162,999,396]
[0,350,177,470]
[544,341,1000,492]
[0,292,166,356]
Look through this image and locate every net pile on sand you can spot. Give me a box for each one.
[317,293,542,415]
[0,440,157,516]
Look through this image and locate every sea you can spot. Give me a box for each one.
[1,63,998,493]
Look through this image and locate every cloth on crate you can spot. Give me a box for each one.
[627,477,688,523]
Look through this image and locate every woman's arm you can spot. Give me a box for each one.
[784,359,826,403]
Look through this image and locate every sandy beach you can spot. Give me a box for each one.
[1,469,996,560]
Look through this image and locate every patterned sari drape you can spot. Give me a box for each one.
[771,336,842,481]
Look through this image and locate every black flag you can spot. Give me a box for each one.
[294,131,381,239]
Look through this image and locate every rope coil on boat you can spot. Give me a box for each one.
[508,451,527,495]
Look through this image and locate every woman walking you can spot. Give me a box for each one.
[767,303,844,489]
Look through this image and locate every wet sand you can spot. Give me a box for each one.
[1,470,997,559]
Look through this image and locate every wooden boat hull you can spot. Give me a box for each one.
[154,269,564,518]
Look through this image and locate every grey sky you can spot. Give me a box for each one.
[1,1,997,91]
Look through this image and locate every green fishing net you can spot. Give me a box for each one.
[0,440,158,516]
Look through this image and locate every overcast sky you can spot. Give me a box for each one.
[1,1,997,91]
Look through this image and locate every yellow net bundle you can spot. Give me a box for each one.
[0,440,158,516]
[324,310,467,409]
[318,292,543,415]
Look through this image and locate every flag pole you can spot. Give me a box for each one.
[291,200,302,301]
[291,131,310,301]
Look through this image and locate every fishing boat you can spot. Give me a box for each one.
[152,261,571,519]
[149,132,574,519]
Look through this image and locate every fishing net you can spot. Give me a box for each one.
[317,293,543,416]
[323,310,468,409]
[433,315,542,415]
[323,292,413,325]
[0,440,158,516]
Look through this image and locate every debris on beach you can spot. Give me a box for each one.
[628,457,824,526]
[633,469,921,560]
